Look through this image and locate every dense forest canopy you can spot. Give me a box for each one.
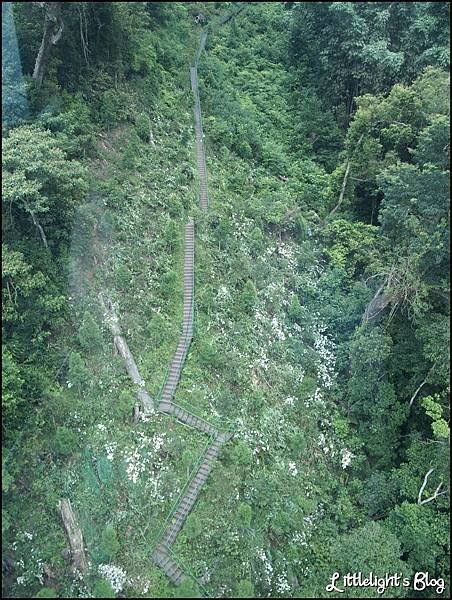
[2,2,450,598]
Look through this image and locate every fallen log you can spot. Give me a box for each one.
[99,294,154,414]
[58,499,88,574]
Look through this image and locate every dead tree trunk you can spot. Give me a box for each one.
[58,498,88,574]
[99,294,154,414]
[32,2,64,87]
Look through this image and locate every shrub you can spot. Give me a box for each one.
[175,577,201,598]
[101,524,120,559]
[52,426,78,456]
[78,311,103,354]
[235,580,254,598]
[35,587,57,598]
[236,503,252,528]
[135,112,151,142]
[238,280,257,314]
[67,351,90,392]
[93,579,115,598]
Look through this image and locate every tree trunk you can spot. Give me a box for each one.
[32,2,64,87]
[58,498,88,574]
[30,210,49,249]
[329,133,364,217]
[99,294,154,414]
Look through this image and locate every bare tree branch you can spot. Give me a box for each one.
[418,468,447,505]
[409,363,436,406]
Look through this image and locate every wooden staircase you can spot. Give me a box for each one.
[191,66,209,210]
[151,11,246,592]
[158,219,194,409]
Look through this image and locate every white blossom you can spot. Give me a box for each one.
[98,564,127,593]
[288,462,298,477]
[341,448,355,469]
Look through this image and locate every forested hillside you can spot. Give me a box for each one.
[2,2,450,598]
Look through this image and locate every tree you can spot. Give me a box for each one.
[78,310,103,354]
[347,326,407,468]
[2,346,24,426]
[386,502,449,573]
[307,522,412,597]
[32,2,64,87]
[238,280,257,314]
[2,125,87,249]
[135,112,151,142]
[2,2,29,128]
[421,395,450,440]
[67,351,90,392]
[287,295,303,324]
[290,3,449,119]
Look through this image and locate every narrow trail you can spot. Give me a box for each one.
[102,7,245,594]
[149,10,245,591]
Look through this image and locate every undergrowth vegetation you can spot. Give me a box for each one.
[2,1,449,598]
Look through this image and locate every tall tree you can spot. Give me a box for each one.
[32,2,64,87]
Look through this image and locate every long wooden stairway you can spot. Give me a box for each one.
[151,9,247,593]
[157,219,194,409]
[190,66,209,210]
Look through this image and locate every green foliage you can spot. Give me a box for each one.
[307,521,412,597]
[234,580,255,598]
[2,346,24,425]
[3,2,449,598]
[287,295,303,324]
[52,426,78,457]
[67,351,90,392]
[100,524,120,559]
[291,2,449,118]
[175,577,201,598]
[135,112,151,142]
[93,579,115,598]
[96,455,114,485]
[236,503,252,529]
[237,280,257,314]
[184,514,203,541]
[2,125,88,246]
[323,219,382,279]
[386,501,449,573]
[422,395,450,439]
[78,311,103,354]
[230,440,253,468]
[35,588,57,598]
